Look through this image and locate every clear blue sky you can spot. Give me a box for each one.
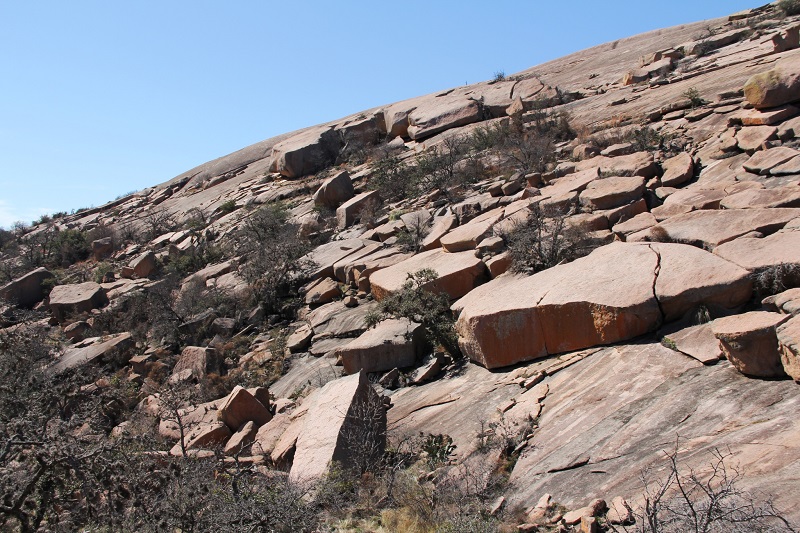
[0,1,759,227]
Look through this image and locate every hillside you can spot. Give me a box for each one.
[1,2,800,531]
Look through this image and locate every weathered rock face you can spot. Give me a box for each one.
[171,346,222,381]
[224,420,258,456]
[91,237,113,261]
[289,371,385,482]
[744,56,800,110]
[778,316,800,381]
[713,311,790,378]
[269,126,341,178]
[406,93,483,140]
[336,190,380,229]
[660,152,694,187]
[304,277,340,306]
[0,267,54,308]
[49,282,108,323]
[633,208,800,249]
[713,231,800,272]
[578,176,645,210]
[504,343,800,520]
[661,323,722,365]
[455,242,751,369]
[50,332,134,374]
[128,250,157,278]
[338,318,425,374]
[304,238,369,280]
[369,248,487,301]
[251,413,292,456]
[218,386,272,431]
[313,171,354,208]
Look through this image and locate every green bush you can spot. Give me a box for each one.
[236,204,315,315]
[218,199,237,215]
[365,268,460,357]
[94,261,113,283]
[55,228,89,266]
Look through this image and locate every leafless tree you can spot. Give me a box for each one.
[612,443,796,533]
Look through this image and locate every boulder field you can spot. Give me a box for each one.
[7,2,800,528]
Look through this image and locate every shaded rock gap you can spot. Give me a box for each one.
[647,244,666,327]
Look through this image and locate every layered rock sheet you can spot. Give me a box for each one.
[370,248,488,301]
[501,343,800,517]
[455,242,751,369]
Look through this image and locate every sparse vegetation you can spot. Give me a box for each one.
[235,203,315,316]
[366,268,461,357]
[682,87,705,109]
[502,204,603,274]
[217,199,237,215]
[751,263,800,298]
[612,444,796,533]
[780,0,800,16]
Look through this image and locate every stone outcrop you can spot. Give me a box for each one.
[289,371,385,482]
[406,93,483,140]
[369,248,487,301]
[455,242,751,369]
[631,209,800,249]
[778,316,800,381]
[218,386,272,431]
[0,267,54,308]
[50,332,134,374]
[269,126,341,178]
[660,152,694,187]
[313,170,354,208]
[713,231,800,272]
[440,207,504,252]
[128,250,157,279]
[712,311,791,378]
[171,346,222,381]
[49,282,108,323]
[336,190,380,229]
[338,318,425,374]
[744,56,800,110]
[578,176,645,210]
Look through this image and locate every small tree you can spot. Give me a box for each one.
[613,444,796,533]
[366,268,460,357]
[503,204,601,274]
[235,204,315,315]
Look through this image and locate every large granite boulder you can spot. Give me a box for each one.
[744,56,800,110]
[313,170,354,208]
[406,93,483,140]
[218,386,272,431]
[712,311,790,378]
[455,242,751,369]
[171,346,222,381]
[50,332,134,374]
[778,315,800,381]
[630,208,800,249]
[336,190,380,229]
[49,282,108,323]
[369,248,487,301]
[338,318,425,374]
[713,230,800,275]
[289,371,385,482]
[269,126,341,178]
[0,267,54,308]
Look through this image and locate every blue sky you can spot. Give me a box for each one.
[0,1,758,227]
